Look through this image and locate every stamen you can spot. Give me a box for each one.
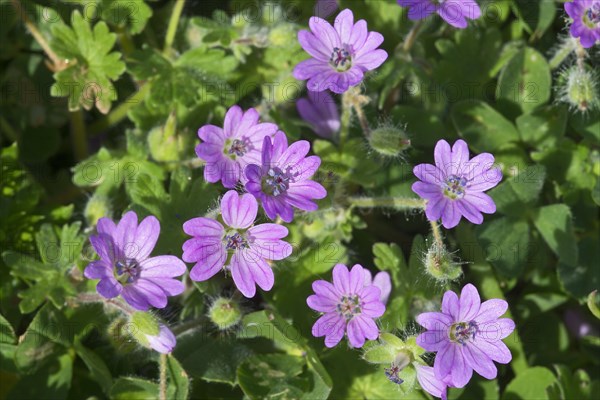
[329,46,352,72]
[225,231,249,251]
[449,321,479,345]
[263,167,291,197]
[115,258,141,284]
[336,294,362,321]
[228,138,249,157]
[443,174,468,200]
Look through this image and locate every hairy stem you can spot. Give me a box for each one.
[159,354,168,400]
[339,91,353,148]
[164,0,186,55]
[11,0,65,71]
[401,20,424,53]
[549,37,578,70]
[428,219,445,251]
[349,196,426,210]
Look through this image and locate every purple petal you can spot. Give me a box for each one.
[196,141,224,162]
[439,3,468,29]
[434,140,452,174]
[96,277,122,299]
[84,260,112,279]
[230,252,257,298]
[312,280,341,302]
[144,277,185,297]
[463,192,496,214]
[198,124,225,143]
[416,331,449,353]
[355,49,388,70]
[372,271,391,304]
[435,343,470,388]
[473,337,512,364]
[450,140,470,174]
[182,217,224,238]
[96,217,116,236]
[442,290,460,320]
[347,315,378,348]
[132,279,168,309]
[89,235,114,262]
[462,343,497,380]
[332,264,351,294]
[479,318,515,341]
[241,249,274,292]
[306,69,341,93]
[188,245,226,281]
[416,365,448,400]
[314,0,338,18]
[458,283,481,321]
[307,294,336,312]
[277,140,310,169]
[354,31,384,59]
[424,195,447,222]
[474,299,508,324]
[223,105,243,138]
[361,297,385,318]
[414,163,445,186]
[456,199,484,224]
[348,264,365,294]
[221,191,258,229]
[140,255,187,278]
[232,108,260,138]
[145,324,176,354]
[333,8,354,43]
[308,15,340,50]
[325,317,346,348]
[312,312,341,337]
[416,311,453,330]
[132,215,159,260]
[121,285,151,311]
[293,58,331,81]
[115,211,138,255]
[441,201,461,229]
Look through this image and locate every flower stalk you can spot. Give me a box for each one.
[164,0,186,56]
[159,354,167,400]
[348,196,426,211]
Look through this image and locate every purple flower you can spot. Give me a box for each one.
[415,364,451,400]
[293,9,388,94]
[397,0,481,29]
[565,0,600,48]
[416,284,515,388]
[196,105,278,188]
[307,264,386,348]
[245,131,327,223]
[412,139,502,229]
[296,90,340,139]
[314,0,339,18]
[84,211,186,311]
[145,324,177,354]
[182,190,292,298]
[363,270,392,304]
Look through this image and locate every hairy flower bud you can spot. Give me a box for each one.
[424,243,462,282]
[559,65,599,113]
[368,125,411,158]
[208,297,242,330]
[84,193,112,225]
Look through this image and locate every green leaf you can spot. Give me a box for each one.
[7,352,73,400]
[477,217,531,278]
[511,0,556,39]
[237,354,307,400]
[0,313,17,373]
[110,377,158,400]
[487,165,546,217]
[533,204,578,266]
[166,355,190,400]
[74,340,113,393]
[588,291,600,320]
[502,367,557,400]
[50,11,125,113]
[362,345,396,364]
[516,106,568,148]
[96,0,153,35]
[372,242,407,290]
[14,304,70,373]
[558,236,600,300]
[548,365,600,400]
[451,100,520,152]
[496,47,551,116]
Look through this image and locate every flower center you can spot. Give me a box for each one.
[115,258,141,284]
[586,4,600,25]
[224,231,249,251]
[329,46,352,72]
[226,138,250,158]
[443,174,467,200]
[449,321,478,345]
[262,167,291,197]
[336,294,361,320]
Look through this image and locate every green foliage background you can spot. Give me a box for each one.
[0,0,599,399]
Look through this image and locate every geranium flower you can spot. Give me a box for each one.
[182,190,292,298]
[397,0,481,28]
[293,9,388,93]
[307,264,386,348]
[416,284,515,388]
[412,139,502,229]
[245,131,327,223]
[196,105,278,188]
[565,0,600,48]
[84,211,186,311]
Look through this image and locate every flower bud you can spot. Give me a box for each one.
[84,193,112,225]
[560,65,599,113]
[424,243,462,282]
[208,297,242,330]
[129,312,176,354]
[147,112,192,163]
[368,125,411,158]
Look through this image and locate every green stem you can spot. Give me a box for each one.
[352,102,370,137]
[0,115,18,142]
[401,20,424,53]
[339,91,353,149]
[159,354,168,400]
[117,26,135,57]
[70,110,87,161]
[349,196,426,211]
[163,0,185,56]
[88,84,151,136]
[549,38,578,70]
[429,219,444,250]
